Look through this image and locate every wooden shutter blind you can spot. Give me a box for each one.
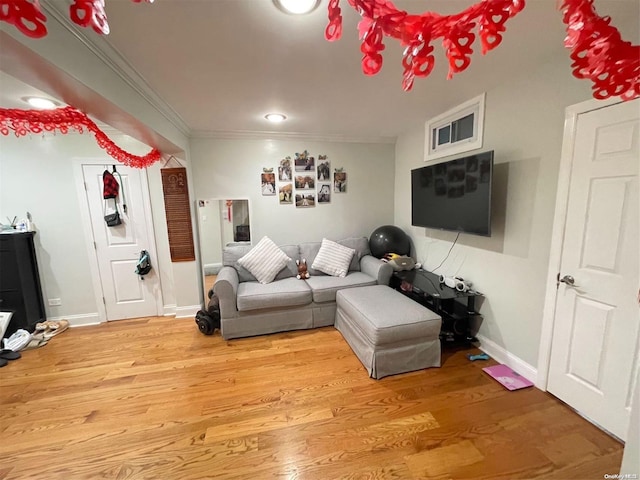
[161,167,195,262]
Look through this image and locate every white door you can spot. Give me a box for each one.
[548,99,639,440]
[82,164,161,320]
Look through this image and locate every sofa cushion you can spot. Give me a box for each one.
[300,237,370,276]
[224,244,298,283]
[312,238,355,277]
[299,242,324,276]
[305,272,377,303]
[237,236,291,284]
[338,237,370,272]
[237,278,312,312]
[336,285,441,346]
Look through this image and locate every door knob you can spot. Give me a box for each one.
[559,275,577,286]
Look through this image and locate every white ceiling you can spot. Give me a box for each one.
[1,0,639,142]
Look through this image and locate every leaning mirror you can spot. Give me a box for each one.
[197,198,251,297]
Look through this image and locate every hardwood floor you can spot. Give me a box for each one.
[0,317,623,479]
[204,275,217,300]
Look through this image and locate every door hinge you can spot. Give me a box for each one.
[102,297,106,305]
[84,182,88,191]
[93,241,97,250]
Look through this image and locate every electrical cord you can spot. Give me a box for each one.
[431,232,460,273]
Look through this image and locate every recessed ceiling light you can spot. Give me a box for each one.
[23,97,58,110]
[265,113,287,123]
[273,0,320,15]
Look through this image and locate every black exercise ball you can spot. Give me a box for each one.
[369,225,410,259]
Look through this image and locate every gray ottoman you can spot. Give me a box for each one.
[335,285,442,379]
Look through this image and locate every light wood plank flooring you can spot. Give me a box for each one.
[0,317,623,479]
[204,275,216,300]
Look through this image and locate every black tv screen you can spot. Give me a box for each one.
[411,151,493,236]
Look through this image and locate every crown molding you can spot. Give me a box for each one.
[190,129,397,145]
[42,3,191,138]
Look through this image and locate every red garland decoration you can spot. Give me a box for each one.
[561,0,639,101]
[0,0,153,38]
[327,0,638,101]
[0,106,162,168]
[325,0,526,91]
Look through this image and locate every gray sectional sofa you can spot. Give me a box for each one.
[213,237,393,340]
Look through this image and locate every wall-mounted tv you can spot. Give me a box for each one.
[411,151,493,236]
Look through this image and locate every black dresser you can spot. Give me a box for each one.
[0,232,46,337]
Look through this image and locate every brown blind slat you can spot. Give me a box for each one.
[161,167,195,262]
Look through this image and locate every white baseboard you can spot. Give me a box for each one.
[175,305,200,318]
[47,312,102,328]
[476,333,538,384]
[163,304,177,317]
[204,263,222,275]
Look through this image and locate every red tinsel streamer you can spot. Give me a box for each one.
[325,0,526,91]
[561,0,639,101]
[0,0,153,38]
[0,106,162,168]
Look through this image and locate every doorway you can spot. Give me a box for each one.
[539,98,639,441]
[74,160,163,321]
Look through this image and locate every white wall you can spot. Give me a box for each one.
[0,133,146,319]
[190,138,395,246]
[394,57,594,369]
[1,19,202,316]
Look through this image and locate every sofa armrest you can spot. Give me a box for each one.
[213,266,239,318]
[360,255,393,285]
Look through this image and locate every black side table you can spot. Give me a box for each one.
[389,269,483,344]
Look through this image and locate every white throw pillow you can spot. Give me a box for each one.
[311,238,355,277]
[237,236,291,284]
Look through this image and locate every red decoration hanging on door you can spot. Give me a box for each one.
[0,0,153,38]
[0,106,161,168]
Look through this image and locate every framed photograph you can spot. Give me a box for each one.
[333,171,347,193]
[295,193,315,208]
[317,155,330,181]
[294,150,315,172]
[279,156,292,181]
[261,172,276,196]
[279,183,293,204]
[295,175,315,190]
[318,184,331,204]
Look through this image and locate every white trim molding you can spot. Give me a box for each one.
[536,96,622,391]
[41,2,190,137]
[48,312,102,328]
[175,305,201,319]
[477,334,538,384]
[191,129,397,145]
[425,93,485,162]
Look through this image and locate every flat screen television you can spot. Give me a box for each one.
[411,151,493,236]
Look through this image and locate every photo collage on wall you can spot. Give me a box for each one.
[294,150,315,207]
[264,150,347,208]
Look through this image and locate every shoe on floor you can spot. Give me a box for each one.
[0,349,21,360]
[2,329,32,352]
[43,320,69,340]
